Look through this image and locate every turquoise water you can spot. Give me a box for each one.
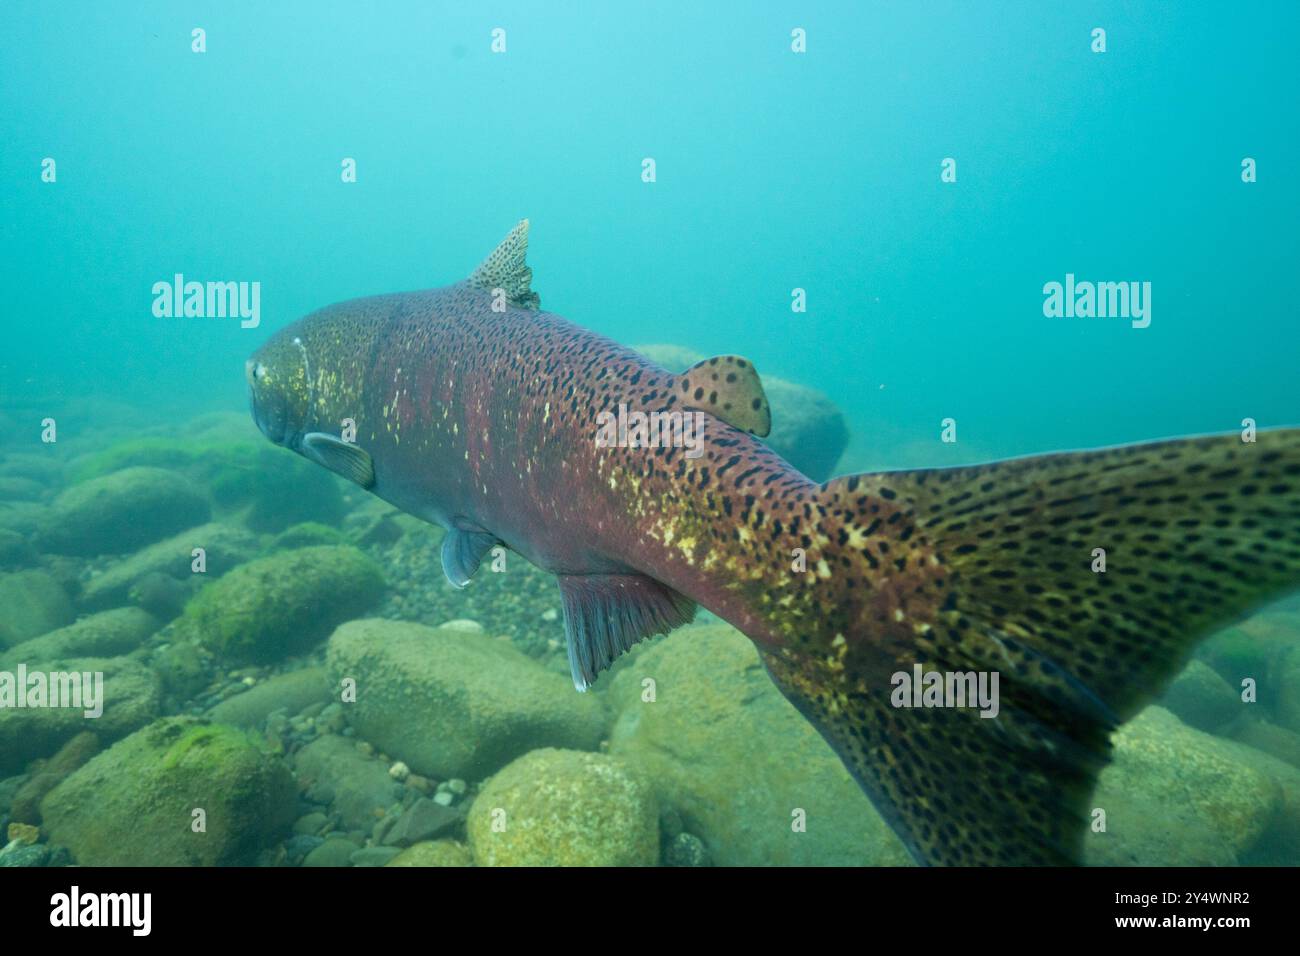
[5,3,1296,464]
[1,3,1298,869]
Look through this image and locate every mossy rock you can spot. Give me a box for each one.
[0,569,74,649]
[36,466,210,556]
[40,717,296,866]
[467,749,658,866]
[205,442,348,532]
[604,623,912,866]
[1086,706,1283,866]
[0,655,161,774]
[269,522,346,551]
[0,607,157,668]
[386,840,473,867]
[206,666,330,728]
[1157,659,1243,733]
[68,436,347,533]
[181,546,385,663]
[325,619,604,780]
[1198,613,1300,687]
[0,529,35,570]
[78,521,260,611]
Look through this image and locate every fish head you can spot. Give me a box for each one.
[245,328,312,447]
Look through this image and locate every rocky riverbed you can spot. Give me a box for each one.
[2,400,1300,867]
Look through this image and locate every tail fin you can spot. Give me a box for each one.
[760,429,1300,865]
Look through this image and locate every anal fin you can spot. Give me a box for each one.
[557,573,696,691]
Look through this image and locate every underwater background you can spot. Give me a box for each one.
[1,1,1298,867]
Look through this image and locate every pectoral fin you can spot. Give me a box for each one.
[678,355,771,436]
[300,433,375,489]
[441,521,501,589]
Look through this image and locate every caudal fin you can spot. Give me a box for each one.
[760,428,1300,865]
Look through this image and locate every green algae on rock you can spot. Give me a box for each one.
[325,619,604,780]
[604,623,913,867]
[467,748,658,866]
[40,717,296,866]
[36,466,210,556]
[180,546,385,663]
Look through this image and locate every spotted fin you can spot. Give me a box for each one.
[440,521,501,589]
[761,428,1300,865]
[676,355,771,436]
[557,573,697,691]
[300,433,375,489]
[468,219,539,311]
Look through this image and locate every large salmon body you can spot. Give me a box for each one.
[248,221,1300,866]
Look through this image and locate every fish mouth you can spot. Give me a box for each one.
[248,385,292,446]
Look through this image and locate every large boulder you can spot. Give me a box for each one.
[36,466,210,556]
[40,717,296,866]
[604,623,912,866]
[0,607,157,667]
[1085,706,1286,866]
[635,343,850,481]
[0,654,161,774]
[0,569,74,648]
[325,619,604,780]
[179,546,385,663]
[78,522,260,611]
[467,748,658,866]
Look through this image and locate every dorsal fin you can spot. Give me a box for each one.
[677,355,771,436]
[556,573,696,691]
[468,219,539,310]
